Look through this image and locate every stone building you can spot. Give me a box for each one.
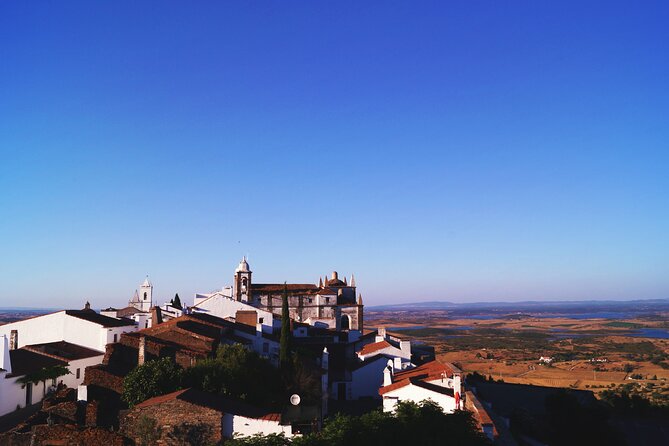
[207,257,364,331]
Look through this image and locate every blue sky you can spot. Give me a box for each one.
[1,1,668,308]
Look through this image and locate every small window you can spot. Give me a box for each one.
[76,368,81,379]
[308,298,313,303]
[113,334,118,343]
[259,317,264,324]
[326,297,330,304]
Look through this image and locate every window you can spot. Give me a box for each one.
[76,368,80,379]
[259,317,264,324]
[144,292,147,300]
[113,334,118,343]
[326,297,330,304]
[308,298,313,303]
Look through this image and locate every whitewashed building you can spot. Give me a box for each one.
[0,334,104,416]
[379,360,463,414]
[0,304,137,352]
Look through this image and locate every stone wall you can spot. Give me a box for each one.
[120,399,223,445]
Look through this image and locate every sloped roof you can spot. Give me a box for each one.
[136,388,281,421]
[379,360,456,395]
[65,310,135,327]
[251,283,318,293]
[357,340,393,356]
[7,349,67,378]
[23,341,104,361]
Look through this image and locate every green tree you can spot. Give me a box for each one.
[17,364,71,397]
[183,344,283,407]
[122,357,183,407]
[171,293,183,310]
[226,401,490,446]
[279,283,291,370]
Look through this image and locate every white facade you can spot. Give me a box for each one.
[350,357,389,399]
[0,342,104,417]
[381,381,459,413]
[380,361,463,414]
[193,291,277,334]
[0,311,136,352]
[225,413,293,438]
[0,372,48,416]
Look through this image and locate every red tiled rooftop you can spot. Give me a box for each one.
[251,283,319,293]
[357,340,393,356]
[379,360,456,395]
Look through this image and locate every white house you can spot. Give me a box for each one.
[356,328,412,368]
[379,360,463,414]
[192,289,278,334]
[0,335,104,417]
[0,304,137,352]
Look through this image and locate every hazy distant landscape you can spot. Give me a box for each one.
[368,299,669,410]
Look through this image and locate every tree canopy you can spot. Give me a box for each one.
[122,357,183,407]
[183,344,284,407]
[226,401,490,446]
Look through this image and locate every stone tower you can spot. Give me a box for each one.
[234,257,252,302]
[139,276,153,312]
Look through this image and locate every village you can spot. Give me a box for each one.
[0,259,496,444]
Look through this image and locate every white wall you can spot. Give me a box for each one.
[230,414,293,438]
[60,355,105,389]
[193,293,275,333]
[382,383,457,414]
[0,312,136,352]
[351,360,388,399]
[0,373,48,416]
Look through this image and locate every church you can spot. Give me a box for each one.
[194,258,364,332]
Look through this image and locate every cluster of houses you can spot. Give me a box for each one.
[0,258,496,443]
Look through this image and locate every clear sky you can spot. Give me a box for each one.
[1,1,668,309]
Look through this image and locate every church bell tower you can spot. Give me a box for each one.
[139,276,153,312]
[234,257,252,302]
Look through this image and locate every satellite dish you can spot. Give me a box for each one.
[290,394,301,406]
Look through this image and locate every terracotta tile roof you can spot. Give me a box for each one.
[325,278,346,287]
[357,340,393,356]
[465,391,494,426]
[379,360,456,395]
[116,306,145,318]
[65,310,135,327]
[23,341,104,361]
[136,388,281,421]
[7,348,67,378]
[251,283,318,293]
[393,360,455,381]
[306,288,336,295]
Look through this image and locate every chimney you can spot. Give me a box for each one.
[383,361,393,386]
[400,340,411,358]
[453,373,462,405]
[393,357,402,371]
[151,306,163,326]
[9,330,18,350]
[0,335,11,374]
[138,336,146,366]
[322,347,329,370]
[84,301,91,311]
[375,327,386,343]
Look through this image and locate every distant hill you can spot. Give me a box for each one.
[369,298,669,314]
